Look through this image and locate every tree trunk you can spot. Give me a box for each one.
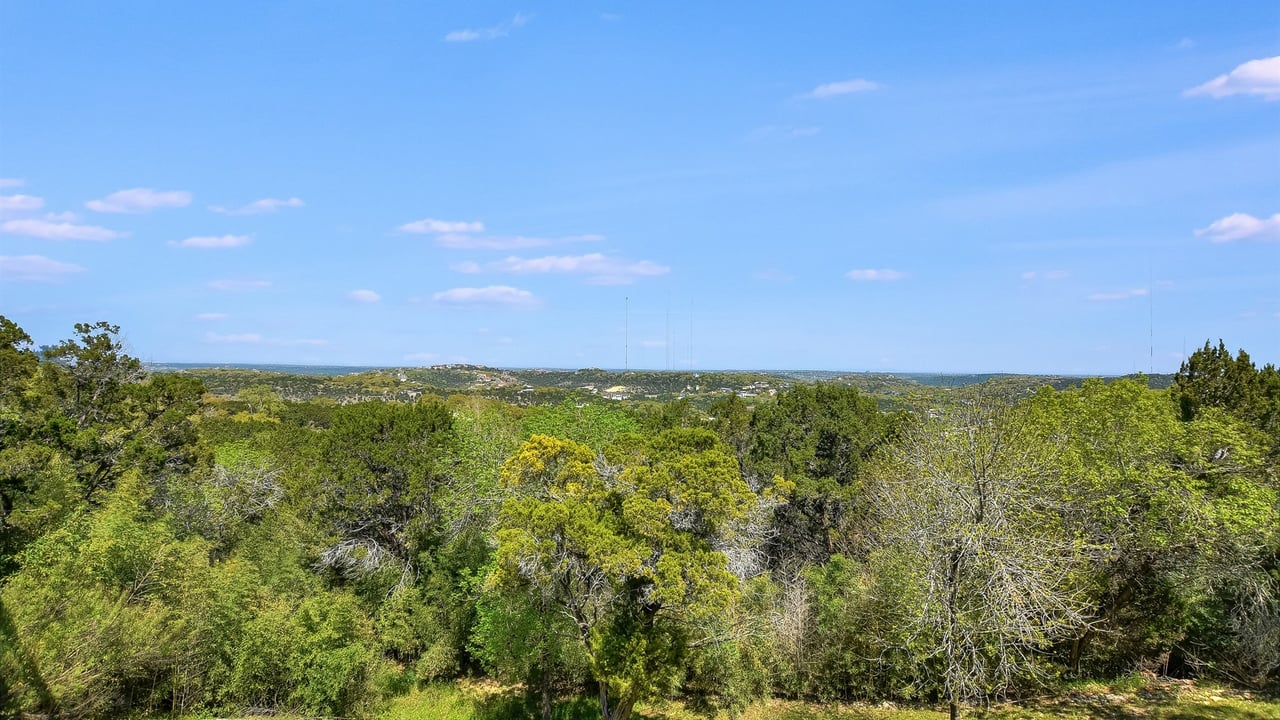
[950,700,959,720]
[609,696,636,720]
[538,665,552,720]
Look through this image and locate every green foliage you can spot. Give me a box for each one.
[522,398,640,450]
[1174,340,1280,434]
[2,317,1277,718]
[747,384,901,565]
[236,383,285,418]
[314,401,456,590]
[2,475,209,718]
[491,429,759,718]
[1026,379,1277,680]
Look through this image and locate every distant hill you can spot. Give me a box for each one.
[150,362,1176,408]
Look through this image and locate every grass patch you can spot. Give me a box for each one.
[379,679,1278,720]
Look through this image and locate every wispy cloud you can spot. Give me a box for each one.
[205,332,328,346]
[458,253,669,284]
[1087,288,1149,301]
[432,285,538,307]
[1,218,123,241]
[208,278,271,291]
[347,289,381,303]
[86,188,192,213]
[195,312,228,321]
[398,218,485,234]
[206,332,262,344]
[807,78,879,99]
[1021,270,1071,280]
[0,194,44,212]
[0,179,23,189]
[0,255,85,282]
[847,268,906,281]
[451,260,482,274]
[444,13,531,42]
[437,233,604,250]
[1195,212,1280,243]
[398,217,605,250]
[1185,56,1280,100]
[169,234,251,249]
[209,197,304,215]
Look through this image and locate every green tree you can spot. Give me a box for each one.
[235,383,285,418]
[1173,339,1280,439]
[24,322,206,502]
[748,384,899,564]
[522,398,639,450]
[314,401,456,591]
[1028,379,1278,680]
[490,429,758,720]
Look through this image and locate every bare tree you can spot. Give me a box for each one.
[870,394,1095,720]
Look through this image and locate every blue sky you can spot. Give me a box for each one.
[1,2,1277,373]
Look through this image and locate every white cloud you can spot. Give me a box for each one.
[206,332,262,344]
[0,178,23,188]
[808,78,879,99]
[641,339,667,348]
[1087,288,1149,301]
[169,234,251,249]
[208,278,271,291]
[452,253,669,284]
[1195,212,1280,243]
[444,13,531,42]
[1021,270,1071,280]
[43,211,78,222]
[847,268,906,281]
[432,285,538,306]
[1,218,123,241]
[209,197,304,215]
[493,253,668,280]
[1185,56,1280,100]
[195,312,228,320]
[86,188,192,213]
[0,255,84,282]
[0,194,44,212]
[436,233,603,250]
[398,218,485,234]
[347,289,381,303]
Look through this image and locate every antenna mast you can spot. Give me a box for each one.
[1152,265,1162,376]
[665,300,671,371]
[688,300,693,370]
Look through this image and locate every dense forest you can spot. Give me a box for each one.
[1,317,1277,720]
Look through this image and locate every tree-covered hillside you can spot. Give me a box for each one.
[2,317,1276,720]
